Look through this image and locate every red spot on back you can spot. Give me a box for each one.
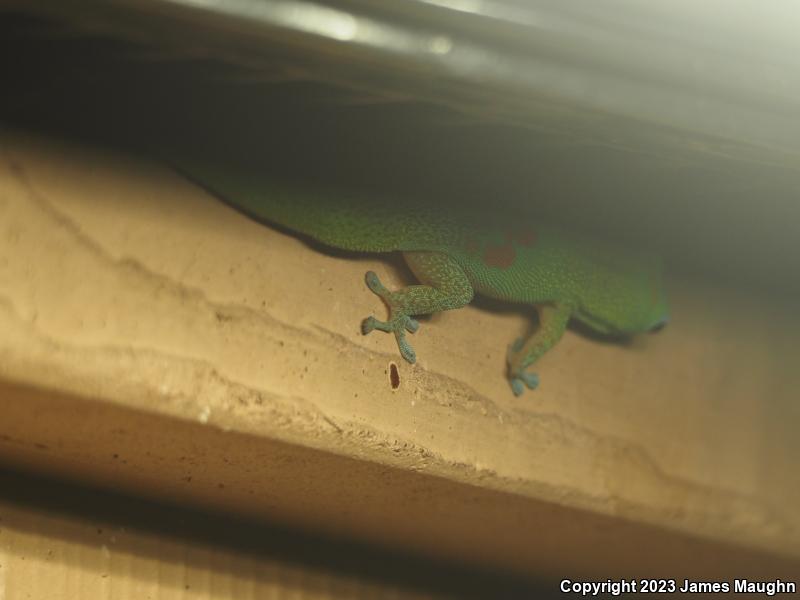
[483,228,536,269]
[484,239,516,269]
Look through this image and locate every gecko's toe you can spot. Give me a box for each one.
[361,317,376,334]
[405,317,420,333]
[395,331,417,364]
[364,271,389,297]
[510,377,525,396]
[362,316,393,334]
[520,371,539,390]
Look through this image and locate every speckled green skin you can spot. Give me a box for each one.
[182,165,669,395]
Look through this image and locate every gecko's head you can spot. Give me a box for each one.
[576,260,669,336]
[649,313,669,332]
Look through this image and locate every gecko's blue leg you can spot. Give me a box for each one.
[361,272,421,363]
[361,252,474,364]
[506,303,571,396]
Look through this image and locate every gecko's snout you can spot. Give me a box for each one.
[649,314,669,333]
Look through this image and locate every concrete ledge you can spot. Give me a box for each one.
[1,132,798,577]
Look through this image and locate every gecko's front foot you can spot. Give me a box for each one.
[507,337,540,396]
[361,271,419,363]
[509,372,540,396]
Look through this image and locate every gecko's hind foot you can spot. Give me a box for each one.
[361,314,418,336]
[507,339,539,395]
[362,315,418,364]
[362,270,419,364]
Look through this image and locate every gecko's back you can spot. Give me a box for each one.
[182,160,668,335]
[179,160,458,252]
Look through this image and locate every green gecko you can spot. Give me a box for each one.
[178,162,668,396]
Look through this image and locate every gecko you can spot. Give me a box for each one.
[177,161,669,396]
